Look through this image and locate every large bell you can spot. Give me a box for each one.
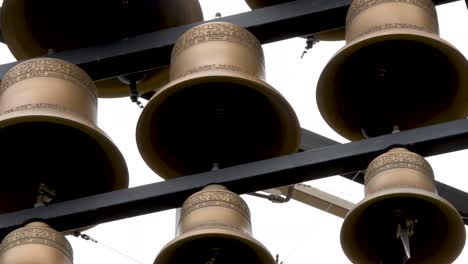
[0,222,73,264]
[341,148,466,263]
[245,0,344,41]
[0,0,204,98]
[136,22,300,179]
[155,185,275,264]
[0,58,128,213]
[317,0,468,140]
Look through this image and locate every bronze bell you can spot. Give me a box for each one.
[0,0,204,98]
[155,185,275,264]
[136,22,300,179]
[317,0,468,140]
[244,0,344,41]
[341,148,466,264]
[0,58,128,213]
[0,222,73,264]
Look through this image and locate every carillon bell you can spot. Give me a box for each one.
[0,58,128,213]
[245,0,344,41]
[0,222,73,264]
[317,0,468,140]
[136,22,300,179]
[341,148,466,263]
[0,0,204,97]
[155,185,275,264]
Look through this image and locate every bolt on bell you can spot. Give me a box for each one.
[155,185,276,264]
[317,0,468,140]
[136,22,300,179]
[341,148,466,264]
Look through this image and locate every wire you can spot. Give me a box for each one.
[73,231,145,264]
[323,170,361,214]
[281,170,362,262]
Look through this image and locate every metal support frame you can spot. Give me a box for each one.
[0,0,458,83]
[0,0,465,245]
[0,119,468,238]
[299,130,468,220]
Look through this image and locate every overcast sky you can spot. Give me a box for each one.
[0,0,467,263]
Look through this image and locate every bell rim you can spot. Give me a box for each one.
[0,222,73,262]
[317,28,468,140]
[136,70,301,179]
[1,0,205,60]
[154,226,276,264]
[245,0,265,9]
[0,108,129,194]
[95,67,169,98]
[1,0,33,60]
[340,187,466,264]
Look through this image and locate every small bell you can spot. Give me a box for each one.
[155,185,276,264]
[341,148,466,263]
[0,58,128,213]
[136,22,300,179]
[317,0,468,140]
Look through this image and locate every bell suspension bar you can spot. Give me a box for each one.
[0,118,467,239]
[299,130,468,220]
[0,0,459,84]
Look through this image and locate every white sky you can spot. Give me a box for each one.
[0,0,467,263]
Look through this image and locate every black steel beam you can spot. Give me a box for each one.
[299,129,341,151]
[0,0,459,81]
[299,129,468,221]
[0,118,468,237]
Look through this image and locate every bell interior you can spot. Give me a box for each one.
[148,82,284,177]
[162,236,263,264]
[344,196,455,263]
[21,0,196,56]
[334,39,458,137]
[0,121,117,213]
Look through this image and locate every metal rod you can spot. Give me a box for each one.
[263,184,355,218]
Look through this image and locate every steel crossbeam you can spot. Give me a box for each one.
[0,119,467,238]
[0,0,459,83]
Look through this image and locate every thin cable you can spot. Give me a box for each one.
[323,170,361,214]
[282,170,362,262]
[74,231,145,264]
[96,241,145,264]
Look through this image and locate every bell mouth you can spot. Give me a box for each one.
[1,0,204,60]
[0,111,128,213]
[137,71,300,179]
[155,227,275,264]
[317,29,468,140]
[341,188,466,264]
